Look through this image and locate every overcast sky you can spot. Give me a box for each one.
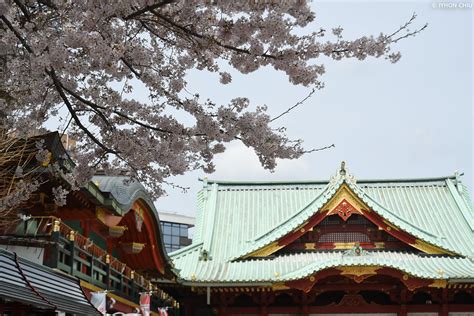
[156,1,473,217]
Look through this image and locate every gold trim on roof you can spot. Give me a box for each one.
[413,239,454,255]
[338,266,379,277]
[325,184,366,215]
[429,279,447,288]
[245,241,282,258]
[271,282,289,291]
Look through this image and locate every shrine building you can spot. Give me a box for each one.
[0,132,179,315]
[164,162,474,315]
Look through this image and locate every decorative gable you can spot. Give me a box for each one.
[244,164,454,259]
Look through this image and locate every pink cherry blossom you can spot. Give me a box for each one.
[0,1,427,199]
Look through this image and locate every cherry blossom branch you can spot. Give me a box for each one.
[387,13,428,43]
[1,1,428,199]
[0,15,33,53]
[270,88,316,122]
[150,10,278,59]
[59,87,112,128]
[59,82,178,135]
[12,0,32,22]
[163,180,190,193]
[37,0,57,10]
[46,69,118,155]
[124,0,175,20]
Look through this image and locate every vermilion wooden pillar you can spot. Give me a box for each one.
[260,291,268,316]
[301,292,309,316]
[439,288,449,316]
[399,289,407,316]
[218,292,227,316]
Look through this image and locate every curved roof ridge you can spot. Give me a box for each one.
[200,174,461,186]
[91,175,156,212]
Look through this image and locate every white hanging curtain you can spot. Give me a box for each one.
[90,291,107,315]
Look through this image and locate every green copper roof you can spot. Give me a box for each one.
[171,165,474,284]
[172,249,474,283]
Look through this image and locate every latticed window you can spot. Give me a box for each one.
[275,214,417,254]
[318,231,370,243]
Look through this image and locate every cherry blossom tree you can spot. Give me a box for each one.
[0,0,426,204]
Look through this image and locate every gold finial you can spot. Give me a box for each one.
[52,219,61,232]
[130,270,135,279]
[105,254,110,264]
[68,230,75,241]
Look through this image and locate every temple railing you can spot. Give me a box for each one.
[0,216,171,306]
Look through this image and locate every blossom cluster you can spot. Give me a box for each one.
[0,1,425,198]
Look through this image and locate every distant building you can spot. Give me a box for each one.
[159,212,195,253]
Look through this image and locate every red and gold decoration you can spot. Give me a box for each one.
[121,242,146,254]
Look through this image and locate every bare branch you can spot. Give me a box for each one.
[270,88,316,122]
[303,143,335,153]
